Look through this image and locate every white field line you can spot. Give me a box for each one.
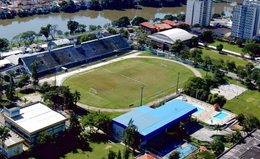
[101,67,149,86]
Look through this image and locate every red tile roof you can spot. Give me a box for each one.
[179,21,191,26]
[154,23,172,31]
[140,22,156,29]
[136,153,160,159]
[163,20,179,27]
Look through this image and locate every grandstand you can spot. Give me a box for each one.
[20,34,130,77]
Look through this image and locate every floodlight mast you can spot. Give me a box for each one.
[176,72,180,94]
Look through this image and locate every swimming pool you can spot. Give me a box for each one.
[214,112,228,120]
[165,143,198,159]
[194,106,204,114]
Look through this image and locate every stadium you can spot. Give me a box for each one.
[6,34,130,77]
[63,57,196,109]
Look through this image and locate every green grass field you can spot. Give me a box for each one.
[223,90,260,120]
[210,40,243,53]
[202,49,251,67]
[64,58,194,109]
[61,141,130,159]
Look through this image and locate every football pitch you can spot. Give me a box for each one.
[63,58,195,109]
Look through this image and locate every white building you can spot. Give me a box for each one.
[185,0,212,26]
[0,125,24,158]
[231,1,260,39]
[3,102,67,145]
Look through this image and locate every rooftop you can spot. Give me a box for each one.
[0,124,24,148]
[4,102,67,135]
[148,28,196,44]
[113,100,197,139]
[162,20,179,27]
[219,129,260,159]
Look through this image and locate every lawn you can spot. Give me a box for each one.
[202,49,251,67]
[61,139,131,159]
[223,90,260,120]
[210,40,243,53]
[63,58,194,109]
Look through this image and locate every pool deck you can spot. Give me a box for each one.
[175,96,236,126]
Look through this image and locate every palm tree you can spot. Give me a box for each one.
[73,90,81,106]
[214,124,222,134]
[0,126,11,153]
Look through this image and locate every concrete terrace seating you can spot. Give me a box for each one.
[21,35,129,76]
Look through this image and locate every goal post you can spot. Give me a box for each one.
[89,88,98,94]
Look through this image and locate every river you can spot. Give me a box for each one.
[0,3,233,40]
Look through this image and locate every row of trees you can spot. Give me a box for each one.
[90,0,186,10]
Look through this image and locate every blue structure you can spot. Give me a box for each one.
[112,100,197,144]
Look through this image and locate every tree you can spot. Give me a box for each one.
[39,24,52,40]
[107,27,118,34]
[108,150,117,159]
[49,24,59,39]
[170,39,185,55]
[214,124,221,133]
[200,30,214,43]
[169,151,180,159]
[67,20,79,34]
[0,38,9,49]
[191,36,198,47]
[21,31,36,44]
[242,41,260,57]
[177,14,185,21]
[132,16,148,26]
[212,13,221,19]
[0,125,11,153]
[236,113,245,125]
[236,38,243,47]
[89,25,97,31]
[112,16,130,27]
[60,0,76,13]
[73,90,81,105]
[177,23,190,30]
[163,14,177,21]
[90,0,101,10]
[196,151,215,159]
[11,34,23,46]
[30,61,39,86]
[216,43,223,52]
[123,119,140,154]
[211,139,225,155]
[243,114,260,134]
[117,150,122,159]
[123,148,130,159]
[5,73,15,101]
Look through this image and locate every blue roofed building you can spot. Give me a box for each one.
[112,99,197,146]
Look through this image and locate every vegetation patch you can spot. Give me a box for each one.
[210,40,243,53]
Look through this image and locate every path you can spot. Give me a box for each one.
[40,51,202,112]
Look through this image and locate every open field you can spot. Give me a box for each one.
[61,140,131,159]
[210,40,243,53]
[202,49,251,67]
[64,58,194,109]
[223,90,260,120]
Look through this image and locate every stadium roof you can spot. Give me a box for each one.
[0,59,11,67]
[1,50,23,58]
[148,28,196,44]
[112,99,197,140]
[4,102,67,135]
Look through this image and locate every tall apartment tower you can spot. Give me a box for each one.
[185,0,213,26]
[231,1,260,39]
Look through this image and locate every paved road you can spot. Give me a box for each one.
[40,51,202,112]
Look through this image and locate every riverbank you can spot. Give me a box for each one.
[0,3,233,40]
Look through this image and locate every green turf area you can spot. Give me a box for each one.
[210,40,243,53]
[64,58,194,109]
[202,49,251,67]
[61,141,130,159]
[223,90,260,120]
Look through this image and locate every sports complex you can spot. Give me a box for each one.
[63,57,196,109]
